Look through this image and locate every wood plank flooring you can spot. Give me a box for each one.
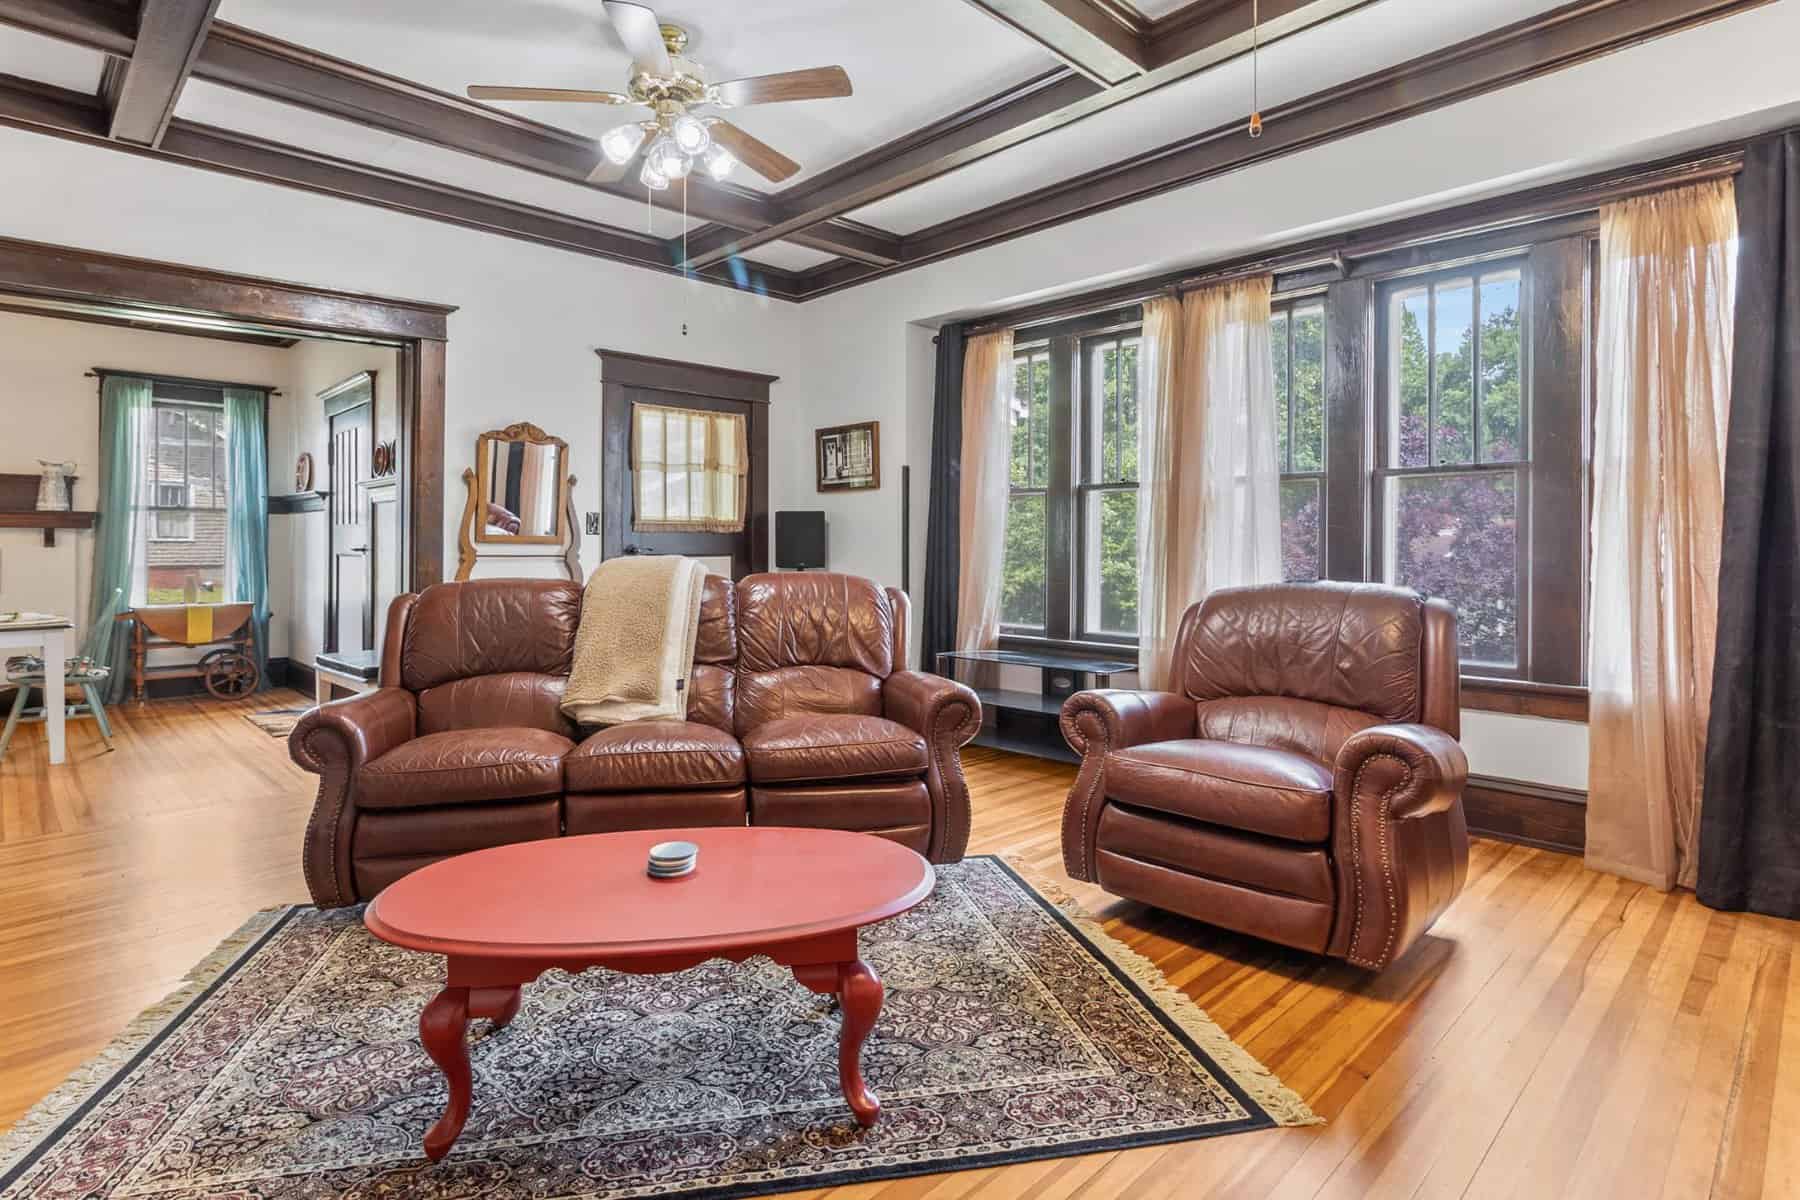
[1,691,1795,1197]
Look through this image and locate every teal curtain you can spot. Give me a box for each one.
[224,388,270,692]
[91,375,151,703]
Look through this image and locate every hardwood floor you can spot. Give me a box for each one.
[1,692,1795,1197]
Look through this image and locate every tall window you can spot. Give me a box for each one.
[998,310,1144,644]
[1081,334,1139,638]
[143,394,229,603]
[1271,300,1325,581]
[1002,347,1051,631]
[1376,264,1526,669]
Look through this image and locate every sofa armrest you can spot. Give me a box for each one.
[289,687,417,908]
[1328,723,1471,969]
[1058,689,1195,881]
[883,671,982,863]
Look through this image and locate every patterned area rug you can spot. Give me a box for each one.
[0,857,1316,1199]
[243,708,308,737]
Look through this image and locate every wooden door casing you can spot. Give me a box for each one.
[597,350,773,579]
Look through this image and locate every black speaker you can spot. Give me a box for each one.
[776,510,827,570]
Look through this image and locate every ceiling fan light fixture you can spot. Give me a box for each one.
[671,112,711,155]
[638,159,670,190]
[599,122,647,165]
[702,143,736,181]
[647,135,690,179]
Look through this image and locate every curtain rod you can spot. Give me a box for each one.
[966,143,1748,337]
[87,367,282,396]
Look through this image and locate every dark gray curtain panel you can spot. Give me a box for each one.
[1698,131,1800,919]
[922,322,966,675]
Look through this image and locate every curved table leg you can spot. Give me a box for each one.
[420,986,472,1161]
[837,961,884,1127]
[472,985,522,1031]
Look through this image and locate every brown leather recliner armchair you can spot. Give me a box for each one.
[290,572,981,908]
[1060,581,1469,970]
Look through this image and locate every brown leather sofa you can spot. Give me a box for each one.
[1060,581,1469,970]
[290,572,981,907]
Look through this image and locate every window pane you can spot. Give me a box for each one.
[1280,478,1322,582]
[1010,356,1031,488]
[1292,306,1324,472]
[1271,311,1290,471]
[1385,472,1518,667]
[1391,287,1430,466]
[1082,489,1138,635]
[637,467,665,520]
[1479,271,1524,462]
[1030,353,1050,488]
[1001,493,1047,629]
[190,409,217,507]
[1118,338,1139,483]
[1434,279,1475,465]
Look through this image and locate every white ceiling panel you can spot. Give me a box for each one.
[215,0,1060,192]
[736,240,835,272]
[175,80,700,234]
[848,0,1577,235]
[0,24,106,95]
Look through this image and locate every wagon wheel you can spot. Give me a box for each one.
[199,649,259,699]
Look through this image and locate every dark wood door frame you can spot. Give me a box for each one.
[596,349,773,577]
[0,234,454,593]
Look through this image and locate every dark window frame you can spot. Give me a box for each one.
[999,305,1144,653]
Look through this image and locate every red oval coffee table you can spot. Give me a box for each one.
[364,826,935,1160]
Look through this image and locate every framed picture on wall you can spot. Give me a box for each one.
[816,420,880,492]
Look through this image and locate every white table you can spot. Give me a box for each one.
[0,621,69,764]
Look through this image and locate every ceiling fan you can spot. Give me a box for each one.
[467,1,852,190]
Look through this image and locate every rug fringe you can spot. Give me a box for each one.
[0,906,295,1172]
[998,854,1322,1128]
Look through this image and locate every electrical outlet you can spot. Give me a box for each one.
[584,511,600,536]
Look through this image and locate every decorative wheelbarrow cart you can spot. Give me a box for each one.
[116,603,260,702]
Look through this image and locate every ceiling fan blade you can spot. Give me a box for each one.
[711,66,852,107]
[468,85,638,104]
[707,119,801,183]
[603,1,672,77]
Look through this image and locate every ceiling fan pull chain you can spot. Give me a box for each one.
[1249,0,1263,139]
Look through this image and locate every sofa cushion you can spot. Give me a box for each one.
[1104,738,1334,843]
[565,720,746,793]
[357,728,571,809]
[741,715,928,784]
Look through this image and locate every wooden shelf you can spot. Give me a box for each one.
[0,510,98,546]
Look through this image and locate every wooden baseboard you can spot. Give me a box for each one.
[284,658,317,699]
[1463,774,1586,855]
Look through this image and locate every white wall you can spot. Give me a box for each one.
[0,309,294,660]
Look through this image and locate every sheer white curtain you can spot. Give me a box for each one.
[955,330,1015,662]
[1587,179,1737,891]
[1138,277,1283,687]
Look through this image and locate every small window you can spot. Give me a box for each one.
[142,397,228,599]
[630,402,748,533]
[1079,334,1139,638]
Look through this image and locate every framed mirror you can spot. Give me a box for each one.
[473,422,569,544]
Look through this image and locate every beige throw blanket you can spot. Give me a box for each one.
[561,555,708,726]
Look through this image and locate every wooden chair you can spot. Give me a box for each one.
[0,593,120,762]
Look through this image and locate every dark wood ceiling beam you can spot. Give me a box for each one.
[684,0,1373,269]
[190,22,887,266]
[0,0,132,55]
[106,0,220,146]
[962,0,1147,85]
[0,72,807,299]
[795,0,1773,299]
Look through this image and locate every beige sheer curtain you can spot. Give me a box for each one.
[1138,277,1283,687]
[955,330,1016,663]
[1587,179,1737,891]
[631,402,749,532]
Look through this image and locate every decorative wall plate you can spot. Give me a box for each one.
[295,452,314,492]
[372,440,397,478]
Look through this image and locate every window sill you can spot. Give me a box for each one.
[1461,677,1588,722]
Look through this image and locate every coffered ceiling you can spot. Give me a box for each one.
[0,0,1778,300]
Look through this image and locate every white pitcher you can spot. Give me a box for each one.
[35,460,76,512]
